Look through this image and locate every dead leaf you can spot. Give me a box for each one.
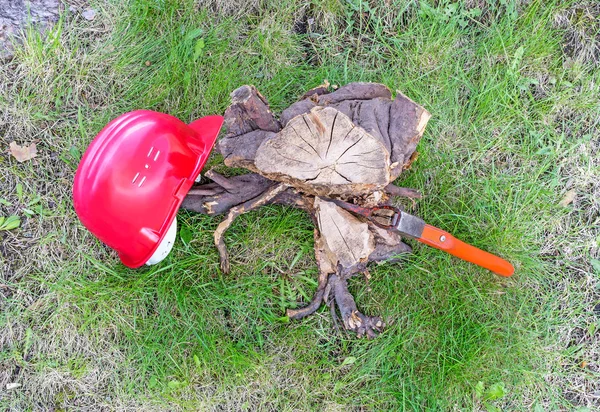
[9,141,37,162]
[581,361,588,368]
[559,190,576,207]
[82,8,97,21]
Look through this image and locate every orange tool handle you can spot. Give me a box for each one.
[417,225,514,277]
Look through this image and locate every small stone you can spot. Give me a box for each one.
[82,8,97,21]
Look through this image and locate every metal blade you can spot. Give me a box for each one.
[393,212,426,239]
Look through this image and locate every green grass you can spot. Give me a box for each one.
[1,0,599,410]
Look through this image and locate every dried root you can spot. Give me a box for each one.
[181,82,430,337]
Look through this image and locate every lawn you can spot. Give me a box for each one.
[1,0,599,410]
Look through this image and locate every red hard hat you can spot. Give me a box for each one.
[73,110,223,268]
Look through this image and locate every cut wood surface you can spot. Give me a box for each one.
[255,107,391,196]
[314,197,375,269]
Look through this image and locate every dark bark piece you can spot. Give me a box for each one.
[280,99,316,126]
[317,82,392,105]
[388,91,431,179]
[181,173,274,215]
[205,170,237,191]
[300,85,330,100]
[368,223,412,262]
[384,184,422,199]
[222,85,281,139]
[368,242,412,263]
[187,187,222,196]
[218,130,275,169]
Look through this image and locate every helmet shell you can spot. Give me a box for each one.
[73,110,223,268]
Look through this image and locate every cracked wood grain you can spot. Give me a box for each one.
[255,107,391,196]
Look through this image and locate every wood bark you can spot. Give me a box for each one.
[181,82,430,338]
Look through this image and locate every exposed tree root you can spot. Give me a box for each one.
[384,184,422,199]
[329,272,384,339]
[182,172,274,215]
[286,230,332,320]
[286,272,328,319]
[181,82,430,338]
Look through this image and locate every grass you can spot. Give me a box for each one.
[1,0,599,409]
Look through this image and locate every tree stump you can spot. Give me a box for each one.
[255,107,391,197]
[182,82,431,338]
